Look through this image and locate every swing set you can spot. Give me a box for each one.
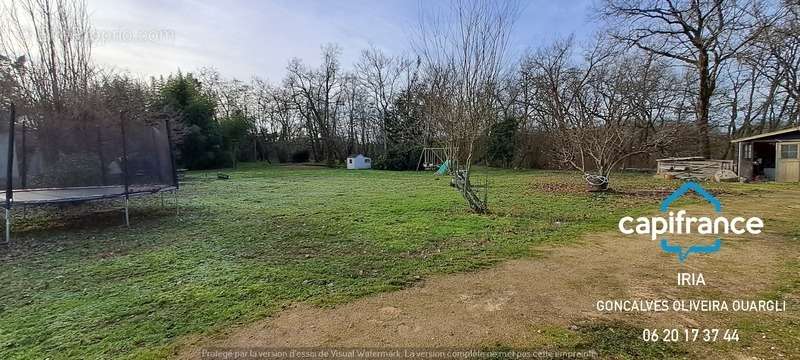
[415,146,488,212]
[416,147,456,172]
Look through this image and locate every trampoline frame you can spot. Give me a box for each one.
[2,103,180,243]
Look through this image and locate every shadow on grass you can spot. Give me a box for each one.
[0,199,195,259]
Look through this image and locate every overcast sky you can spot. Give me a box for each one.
[88,0,596,81]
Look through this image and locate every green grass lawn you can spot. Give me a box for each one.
[0,164,793,359]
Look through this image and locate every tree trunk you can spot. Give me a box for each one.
[696,54,713,159]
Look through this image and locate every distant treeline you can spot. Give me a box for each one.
[2,0,799,173]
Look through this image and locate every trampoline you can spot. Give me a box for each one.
[1,103,179,243]
[12,185,177,205]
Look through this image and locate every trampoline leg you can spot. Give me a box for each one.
[124,197,130,227]
[5,208,10,244]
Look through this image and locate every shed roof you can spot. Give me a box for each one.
[731,126,800,143]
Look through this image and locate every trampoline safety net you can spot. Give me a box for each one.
[0,105,177,206]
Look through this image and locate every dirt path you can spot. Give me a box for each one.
[178,190,799,358]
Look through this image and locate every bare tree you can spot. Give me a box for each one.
[526,39,677,190]
[252,78,300,144]
[341,73,371,155]
[747,1,800,125]
[356,47,409,152]
[601,0,773,158]
[0,0,93,109]
[285,44,345,166]
[414,0,520,212]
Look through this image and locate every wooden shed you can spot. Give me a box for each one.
[346,154,372,170]
[733,126,800,182]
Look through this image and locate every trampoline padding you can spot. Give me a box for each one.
[10,185,177,205]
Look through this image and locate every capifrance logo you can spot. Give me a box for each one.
[618,182,764,262]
